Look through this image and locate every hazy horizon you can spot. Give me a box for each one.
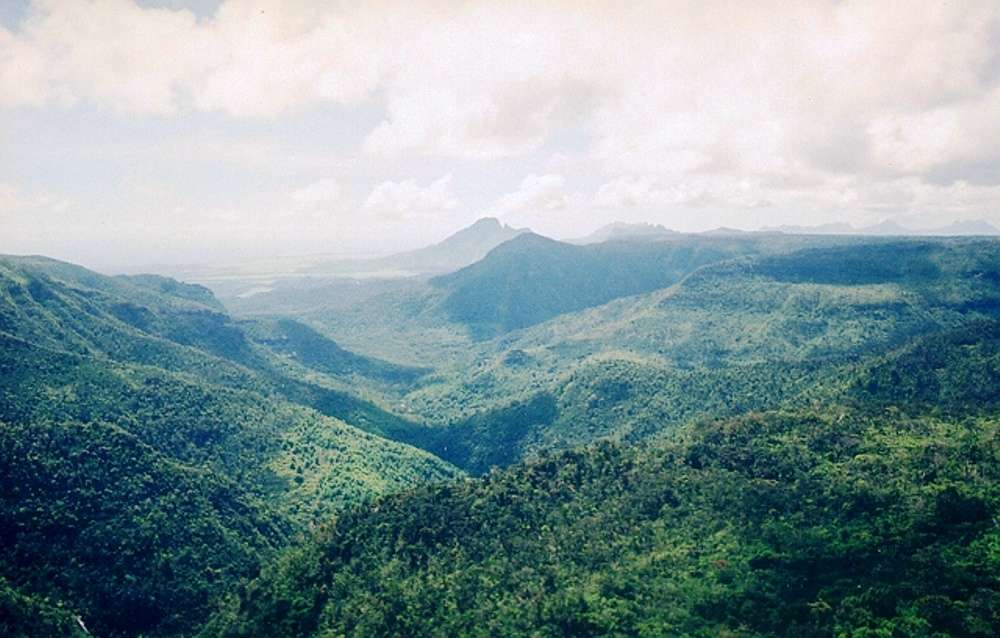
[3,0,1000,271]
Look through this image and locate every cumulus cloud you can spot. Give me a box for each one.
[4,1,999,181]
[289,178,343,209]
[361,174,459,221]
[361,3,608,159]
[0,0,389,116]
[283,177,349,221]
[491,174,578,216]
[581,0,1000,209]
[189,1,389,117]
[3,0,1000,264]
[1,0,204,113]
[0,181,72,218]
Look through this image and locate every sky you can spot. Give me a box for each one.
[2,0,1000,270]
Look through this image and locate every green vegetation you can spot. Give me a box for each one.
[4,234,1000,637]
[363,238,999,474]
[220,233,871,365]
[242,317,426,386]
[430,233,743,335]
[0,418,285,637]
[0,256,460,636]
[204,410,1000,637]
[0,575,88,638]
[204,302,1000,636]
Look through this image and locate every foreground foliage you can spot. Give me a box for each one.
[0,256,460,637]
[4,236,1000,637]
[206,409,1000,637]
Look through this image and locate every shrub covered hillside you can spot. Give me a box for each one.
[386,239,1000,472]
[204,410,1000,637]
[0,256,461,637]
[0,418,286,638]
[0,574,88,638]
[4,239,1000,637]
[206,304,1000,637]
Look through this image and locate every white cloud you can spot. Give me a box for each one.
[361,174,459,222]
[1,0,205,114]
[4,1,999,184]
[1,2,607,155]
[594,174,784,212]
[282,177,350,222]
[3,0,1000,264]
[359,3,609,159]
[289,178,343,209]
[189,1,389,117]
[0,181,72,218]
[0,0,390,116]
[0,26,50,108]
[580,1,1000,217]
[491,174,576,217]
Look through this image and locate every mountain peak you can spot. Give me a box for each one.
[569,221,678,245]
[301,217,529,277]
[864,219,909,234]
[761,218,1000,236]
[468,217,505,231]
[700,226,748,236]
[358,217,530,276]
[930,219,1000,236]
[438,217,526,246]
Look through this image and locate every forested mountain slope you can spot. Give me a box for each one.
[0,256,460,637]
[205,408,1000,637]
[429,232,742,335]
[427,232,889,336]
[222,233,868,364]
[383,239,1000,472]
[1,574,89,638]
[1,417,287,637]
[214,237,1000,476]
[5,237,1000,637]
[202,275,1000,636]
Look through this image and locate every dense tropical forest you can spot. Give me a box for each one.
[2,227,999,636]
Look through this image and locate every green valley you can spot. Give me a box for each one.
[0,256,460,637]
[8,6,1000,636]
[3,231,1000,637]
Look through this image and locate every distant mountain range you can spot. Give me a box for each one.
[173,216,1000,306]
[169,218,529,296]
[568,221,679,244]
[572,218,1000,243]
[762,218,1000,236]
[304,217,528,276]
